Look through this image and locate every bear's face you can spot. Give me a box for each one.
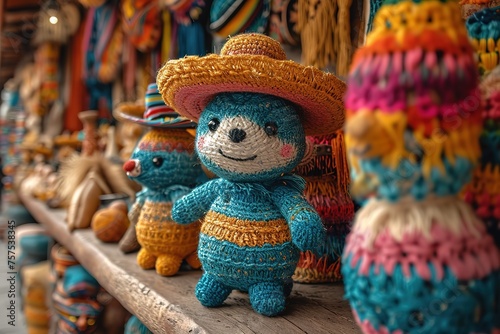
[196,92,305,182]
[124,129,202,190]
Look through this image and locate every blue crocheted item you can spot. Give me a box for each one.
[125,315,152,334]
[63,265,100,299]
[172,92,326,316]
[355,156,474,202]
[367,0,384,33]
[342,254,500,334]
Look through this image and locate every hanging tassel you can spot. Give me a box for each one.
[297,0,337,69]
[337,0,353,76]
[161,10,172,63]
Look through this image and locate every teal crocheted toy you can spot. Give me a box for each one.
[158,33,346,316]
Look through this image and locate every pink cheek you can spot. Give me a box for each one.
[280,144,295,158]
[197,136,205,151]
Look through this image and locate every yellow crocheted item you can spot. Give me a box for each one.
[201,211,291,247]
[136,201,201,276]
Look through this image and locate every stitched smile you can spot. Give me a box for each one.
[219,149,257,161]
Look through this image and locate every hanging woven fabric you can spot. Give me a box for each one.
[209,0,271,38]
[82,0,122,123]
[269,0,301,46]
[122,0,162,53]
[164,0,209,57]
[336,0,353,75]
[293,131,354,283]
[34,42,60,117]
[160,10,173,63]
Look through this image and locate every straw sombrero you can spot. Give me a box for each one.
[157,33,346,136]
[113,83,196,128]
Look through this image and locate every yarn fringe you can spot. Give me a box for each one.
[297,0,337,70]
[354,196,483,246]
[293,250,342,283]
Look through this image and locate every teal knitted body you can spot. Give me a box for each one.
[172,92,326,316]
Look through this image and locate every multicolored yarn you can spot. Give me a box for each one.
[345,0,482,202]
[342,0,500,333]
[466,6,500,76]
[124,128,203,276]
[459,0,500,19]
[293,131,354,283]
[171,91,328,316]
[122,0,162,52]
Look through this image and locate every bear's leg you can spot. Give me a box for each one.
[156,254,182,276]
[195,273,232,307]
[137,248,157,270]
[185,252,202,269]
[249,282,286,316]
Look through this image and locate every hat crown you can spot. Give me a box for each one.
[220,33,287,60]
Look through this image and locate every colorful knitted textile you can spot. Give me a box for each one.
[209,0,271,38]
[293,131,354,283]
[464,66,500,248]
[345,0,481,202]
[466,6,500,76]
[342,0,500,333]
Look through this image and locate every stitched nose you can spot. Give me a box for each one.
[228,128,246,143]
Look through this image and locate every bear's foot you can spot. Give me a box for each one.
[156,254,182,276]
[249,282,285,316]
[185,252,202,269]
[137,249,157,270]
[196,273,232,307]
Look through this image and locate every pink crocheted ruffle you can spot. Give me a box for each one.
[344,224,500,281]
[353,311,403,334]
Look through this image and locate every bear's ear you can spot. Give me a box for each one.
[296,137,315,167]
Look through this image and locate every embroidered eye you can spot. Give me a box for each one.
[152,157,163,167]
[208,118,220,132]
[264,122,278,136]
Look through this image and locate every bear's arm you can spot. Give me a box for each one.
[171,179,223,224]
[271,186,326,255]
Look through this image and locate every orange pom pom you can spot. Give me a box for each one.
[91,208,130,243]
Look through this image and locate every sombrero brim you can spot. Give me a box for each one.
[157,54,346,136]
[113,102,197,129]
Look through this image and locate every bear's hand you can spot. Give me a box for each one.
[289,209,326,255]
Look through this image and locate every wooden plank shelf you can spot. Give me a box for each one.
[18,192,361,334]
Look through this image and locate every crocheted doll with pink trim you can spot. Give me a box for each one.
[342,0,500,333]
[158,33,346,316]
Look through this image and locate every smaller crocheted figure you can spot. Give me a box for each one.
[158,33,345,316]
[117,83,204,276]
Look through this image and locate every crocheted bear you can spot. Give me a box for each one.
[157,33,344,318]
[119,84,204,276]
[342,0,500,333]
[171,92,325,316]
[123,128,203,276]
